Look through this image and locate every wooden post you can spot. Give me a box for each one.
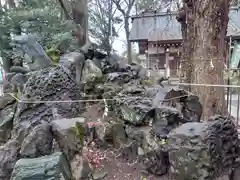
[165,48,170,78]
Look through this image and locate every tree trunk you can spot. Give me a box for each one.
[58,0,72,20]
[2,32,13,73]
[107,0,113,55]
[177,6,193,91]
[72,0,88,47]
[124,18,132,64]
[185,0,230,120]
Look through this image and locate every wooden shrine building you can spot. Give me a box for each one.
[129,7,240,77]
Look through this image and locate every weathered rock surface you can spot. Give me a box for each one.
[124,125,170,175]
[181,95,202,122]
[0,139,20,180]
[51,117,85,161]
[168,116,239,180]
[81,59,103,83]
[121,126,151,162]
[12,65,85,138]
[20,122,53,158]
[0,94,16,110]
[95,122,127,148]
[10,152,72,180]
[106,72,134,84]
[0,96,16,144]
[104,53,129,73]
[130,64,147,79]
[152,106,185,138]
[59,52,82,67]
[116,96,152,125]
[139,150,169,176]
[70,153,92,180]
[160,88,202,122]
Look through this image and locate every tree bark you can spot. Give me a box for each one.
[58,0,72,20]
[124,18,132,64]
[184,0,230,120]
[71,0,88,47]
[177,6,193,91]
[107,0,113,55]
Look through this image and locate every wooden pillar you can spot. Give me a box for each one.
[165,48,170,77]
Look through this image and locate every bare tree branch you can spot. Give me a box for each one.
[112,0,135,63]
[57,0,72,20]
[127,0,135,15]
[123,0,129,6]
[113,0,126,16]
[116,23,124,34]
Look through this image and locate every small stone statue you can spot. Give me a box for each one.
[12,34,52,71]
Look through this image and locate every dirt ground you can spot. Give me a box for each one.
[87,146,170,180]
[83,105,170,180]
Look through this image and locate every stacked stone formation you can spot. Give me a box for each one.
[152,106,185,138]
[168,116,239,180]
[115,94,152,125]
[137,106,184,175]
[1,45,235,180]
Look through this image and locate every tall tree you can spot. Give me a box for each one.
[57,0,92,52]
[71,0,88,47]
[88,0,122,53]
[113,0,135,64]
[179,0,230,120]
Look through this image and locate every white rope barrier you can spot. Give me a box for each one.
[170,82,240,88]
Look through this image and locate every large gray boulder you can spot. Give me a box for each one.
[95,122,127,148]
[70,154,92,180]
[152,106,185,138]
[12,65,85,140]
[59,52,84,75]
[81,59,102,83]
[120,126,152,163]
[51,117,85,161]
[106,72,134,84]
[116,96,152,125]
[153,87,202,122]
[10,152,72,180]
[168,116,239,180]
[20,123,53,158]
[121,125,169,175]
[59,52,83,67]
